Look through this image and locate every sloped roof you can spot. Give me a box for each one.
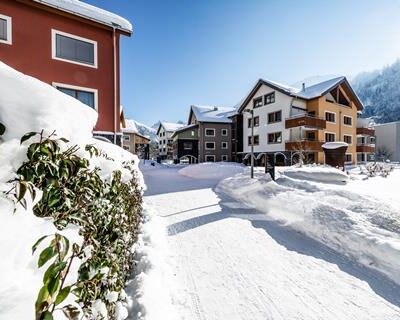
[157,122,185,134]
[33,0,133,33]
[171,124,198,138]
[190,105,237,123]
[123,119,138,133]
[238,76,363,112]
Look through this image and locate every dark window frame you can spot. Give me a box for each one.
[268,110,282,123]
[267,132,282,144]
[56,85,96,110]
[264,92,275,105]
[253,97,263,108]
[343,116,353,126]
[325,132,336,142]
[0,14,11,44]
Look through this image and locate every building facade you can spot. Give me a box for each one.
[374,121,400,162]
[171,124,199,163]
[237,77,365,165]
[157,122,184,160]
[0,0,132,144]
[357,118,376,163]
[188,105,235,162]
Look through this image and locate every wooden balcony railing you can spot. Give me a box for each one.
[285,140,324,152]
[356,144,375,153]
[285,114,326,129]
[356,127,375,136]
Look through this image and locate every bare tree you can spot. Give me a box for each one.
[376,146,393,162]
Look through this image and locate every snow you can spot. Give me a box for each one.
[190,105,236,123]
[218,165,400,286]
[281,165,349,183]
[124,119,139,134]
[296,76,344,99]
[0,62,144,319]
[178,162,244,180]
[142,163,400,319]
[126,204,178,320]
[322,141,349,149]
[160,122,185,132]
[33,0,133,33]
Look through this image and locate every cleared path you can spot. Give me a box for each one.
[142,164,400,320]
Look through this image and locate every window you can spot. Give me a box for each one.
[123,135,130,142]
[268,132,282,144]
[183,142,192,150]
[205,155,215,162]
[221,129,228,136]
[222,142,228,149]
[325,132,336,142]
[343,116,353,126]
[123,146,130,151]
[52,30,97,68]
[248,116,259,128]
[345,154,352,163]
[264,92,275,105]
[344,134,352,145]
[325,112,336,123]
[0,14,12,45]
[248,135,259,146]
[205,128,215,137]
[268,110,282,123]
[191,130,195,136]
[222,155,228,161]
[205,142,215,150]
[54,83,97,110]
[253,97,263,108]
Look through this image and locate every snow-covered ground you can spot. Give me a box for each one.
[142,162,400,320]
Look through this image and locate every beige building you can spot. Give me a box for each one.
[122,119,150,159]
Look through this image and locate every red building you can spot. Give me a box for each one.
[0,0,132,144]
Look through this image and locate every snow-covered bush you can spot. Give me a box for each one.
[4,129,143,319]
[0,62,145,319]
[364,162,394,178]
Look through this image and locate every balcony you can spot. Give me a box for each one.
[356,127,375,136]
[285,114,326,130]
[356,144,375,153]
[285,140,324,152]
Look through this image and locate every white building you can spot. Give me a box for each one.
[156,122,185,160]
[374,121,400,162]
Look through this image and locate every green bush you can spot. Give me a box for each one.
[11,131,143,319]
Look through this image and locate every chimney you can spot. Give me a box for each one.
[302,83,306,91]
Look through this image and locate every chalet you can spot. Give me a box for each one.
[122,119,150,159]
[237,77,369,165]
[188,105,236,162]
[0,0,132,144]
[156,122,184,160]
[171,124,199,164]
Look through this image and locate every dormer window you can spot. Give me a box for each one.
[0,14,12,45]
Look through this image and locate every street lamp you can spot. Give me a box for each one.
[245,108,254,179]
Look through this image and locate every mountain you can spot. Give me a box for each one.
[352,60,400,123]
[125,119,158,142]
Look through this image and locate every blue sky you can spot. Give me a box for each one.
[86,0,400,126]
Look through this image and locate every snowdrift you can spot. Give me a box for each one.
[280,165,348,184]
[217,167,400,285]
[0,62,151,319]
[178,162,245,180]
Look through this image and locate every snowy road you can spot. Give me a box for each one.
[142,164,400,320]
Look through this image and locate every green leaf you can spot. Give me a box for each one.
[35,285,50,314]
[16,181,27,201]
[43,261,67,285]
[42,311,54,320]
[55,286,71,306]
[47,276,60,296]
[38,247,57,268]
[32,235,49,254]
[0,123,5,136]
[20,131,37,144]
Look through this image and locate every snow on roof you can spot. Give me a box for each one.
[161,122,185,132]
[322,142,349,149]
[191,105,237,123]
[123,119,138,133]
[33,0,133,33]
[295,77,345,99]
